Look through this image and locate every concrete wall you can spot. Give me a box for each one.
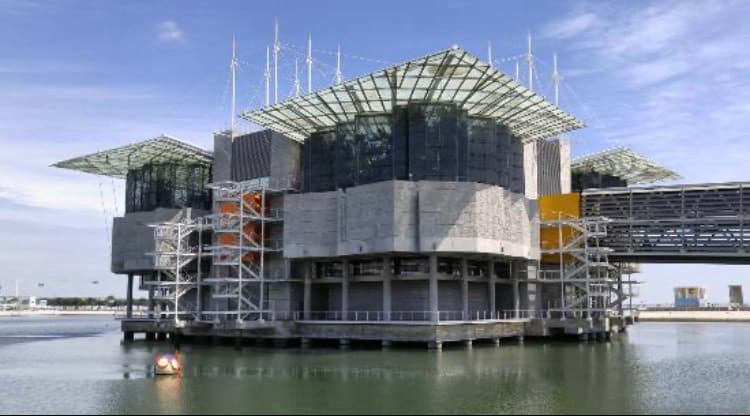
[284,180,539,260]
[269,132,301,187]
[111,208,202,274]
[524,141,538,200]
[212,132,232,182]
[559,138,571,194]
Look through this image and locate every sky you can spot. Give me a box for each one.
[1,0,750,303]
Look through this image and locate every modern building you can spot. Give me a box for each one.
[53,47,671,347]
[673,286,707,308]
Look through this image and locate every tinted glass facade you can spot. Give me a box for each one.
[572,171,627,192]
[302,103,525,193]
[125,163,212,213]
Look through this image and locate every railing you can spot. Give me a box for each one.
[268,310,542,322]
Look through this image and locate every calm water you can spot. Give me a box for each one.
[1,317,749,414]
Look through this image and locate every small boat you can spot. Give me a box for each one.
[154,353,181,376]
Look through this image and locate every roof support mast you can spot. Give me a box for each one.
[230,37,237,139]
[307,34,313,94]
[273,18,279,104]
[487,41,493,69]
[552,53,561,106]
[264,46,270,106]
[335,45,342,85]
[526,31,533,91]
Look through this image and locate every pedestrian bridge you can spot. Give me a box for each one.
[582,182,750,264]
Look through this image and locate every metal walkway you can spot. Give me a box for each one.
[582,182,750,263]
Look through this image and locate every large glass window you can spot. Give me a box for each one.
[300,103,525,194]
[125,163,211,213]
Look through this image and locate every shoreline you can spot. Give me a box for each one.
[0,310,118,317]
[638,310,750,322]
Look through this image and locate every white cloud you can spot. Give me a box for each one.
[156,20,185,44]
[541,12,597,39]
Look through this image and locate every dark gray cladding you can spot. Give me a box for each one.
[537,139,562,196]
[572,171,627,192]
[231,131,271,181]
[301,103,525,193]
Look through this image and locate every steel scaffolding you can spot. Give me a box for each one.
[204,177,291,323]
[147,215,209,324]
[539,214,625,320]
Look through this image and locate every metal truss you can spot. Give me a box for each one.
[583,182,750,262]
[204,177,293,323]
[539,215,628,320]
[146,216,210,324]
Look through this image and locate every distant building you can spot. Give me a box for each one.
[729,285,743,306]
[674,286,706,307]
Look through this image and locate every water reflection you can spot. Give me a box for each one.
[3,320,750,413]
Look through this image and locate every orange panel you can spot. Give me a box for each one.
[219,202,239,214]
[217,233,238,246]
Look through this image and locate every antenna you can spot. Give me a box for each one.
[264,45,270,106]
[488,41,493,69]
[552,53,561,106]
[293,58,301,97]
[515,61,520,82]
[526,31,533,91]
[273,18,280,103]
[307,33,313,94]
[230,36,237,138]
[335,45,342,85]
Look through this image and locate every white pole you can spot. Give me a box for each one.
[293,58,300,97]
[526,31,533,91]
[264,46,271,106]
[230,36,237,138]
[335,45,342,85]
[273,18,279,104]
[487,41,493,69]
[307,33,313,94]
[552,52,561,106]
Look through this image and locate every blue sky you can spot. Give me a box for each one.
[2,0,750,303]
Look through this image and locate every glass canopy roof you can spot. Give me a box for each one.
[51,134,213,178]
[241,47,585,143]
[572,147,681,184]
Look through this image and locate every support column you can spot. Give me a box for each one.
[148,284,155,319]
[429,254,439,322]
[383,256,392,321]
[342,259,349,320]
[512,262,520,319]
[488,260,496,319]
[303,261,312,320]
[461,258,469,320]
[126,273,134,319]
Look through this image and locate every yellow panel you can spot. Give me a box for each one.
[539,193,581,264]
[539,193,580,221]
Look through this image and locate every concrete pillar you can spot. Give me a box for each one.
[492,337,501,347]
[123,331,134,343]
[147,277,155,319]
[461,258,469,320]
[381,340,392,349]
[300,338,311,349]
[339,339,350,349]
[383,257,392,321]
[341,260,350,320]
[427,341,442,351]
[429,254,439,322]
[512,262,520,319]
[303,261,312,320]
[488,260,496,319]
[464,339,473,348]
[126,273,134,319]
